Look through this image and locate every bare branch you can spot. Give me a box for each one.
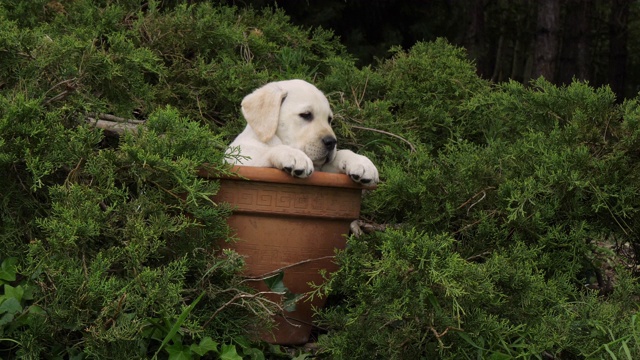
[457,187,495,212]
[87,112,145,124]
[42,90,70,105]
[351,125,417,153]
[241,256,337,282]
[86,117,140,135]
[202,289,293,328]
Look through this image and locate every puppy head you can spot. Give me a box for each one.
[241,79,337,167]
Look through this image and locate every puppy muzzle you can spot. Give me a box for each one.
[310,148,335,169]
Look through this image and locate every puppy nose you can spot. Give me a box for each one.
[322,136,337,151]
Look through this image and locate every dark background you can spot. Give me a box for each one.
[223,0,640,101]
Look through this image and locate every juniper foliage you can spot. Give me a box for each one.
[317,42,640,359]
[0,1,345,358]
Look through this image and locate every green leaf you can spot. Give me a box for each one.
[153,291,205,359]
[622,339,632,360]
[26,304,45,316]
[457,332,483,350]
[0,258,18,283]
[267,344,290,356]
[4,284,24,303]
[488,352,513,360]
[264,272,301,311]
[241,347,265,360]
[0,297,22,316]
[166,343,193,360]
[0,296,22,327]
[220,344,242,360]
[0,312,15,327]
[283,292,304,312]
[263,271,287,294]
[190,337,218,356]
[604,343,618,360]
[234,336,265,360]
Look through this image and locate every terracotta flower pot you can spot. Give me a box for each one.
[206,165,372,345]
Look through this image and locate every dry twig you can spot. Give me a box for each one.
[84,112,146,135]
[86,112,145,124]
[202,289,297,328]
[457,186,495,214]
[241,256,336,283]
[351,125,417,153]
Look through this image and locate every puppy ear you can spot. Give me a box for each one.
[241,83,288,143]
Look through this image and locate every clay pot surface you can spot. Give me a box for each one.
[206,165,371,345]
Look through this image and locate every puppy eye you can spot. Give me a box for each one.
[299,112,313,121]
[328,116,333,124]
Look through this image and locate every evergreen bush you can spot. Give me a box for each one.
[0,1,345,358]
[1,1,640,359]
[316,42,640,360]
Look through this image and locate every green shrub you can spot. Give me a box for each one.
[315,41,640,359]
[0,1,348,358]
[318,230,640,359]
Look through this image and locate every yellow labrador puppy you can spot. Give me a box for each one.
[227,79,378,185]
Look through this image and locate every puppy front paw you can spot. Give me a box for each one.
[345,160,379,185]
[333,150,379,185]
[270,147,314,178]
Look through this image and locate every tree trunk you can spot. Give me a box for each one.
[532,0,560,81]
[558,0,592,85]
[609,0,630,100]
[464,0,489,78]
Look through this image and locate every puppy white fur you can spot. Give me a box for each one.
[227,79,379,185]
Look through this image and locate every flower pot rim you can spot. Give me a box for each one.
[201,165,376,190]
